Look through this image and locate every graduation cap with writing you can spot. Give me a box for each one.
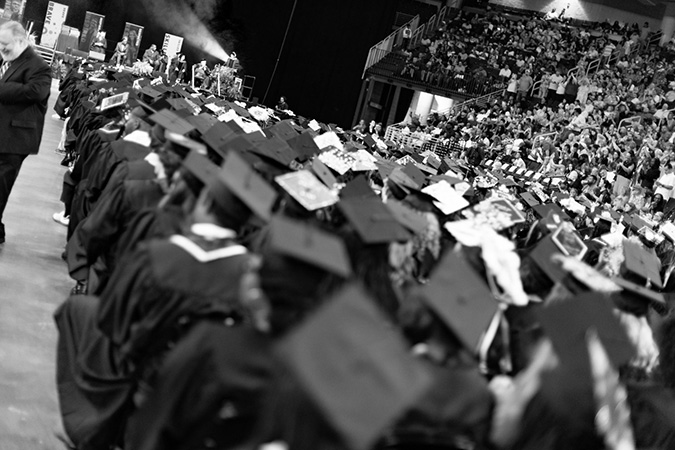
[620,240,663,289]
[417,250,498,351]
[218,151,278,221]
[268,215,352,278]
[148,109,196,135]
[338,198,411,244]
[275,283,433,450]
[275,170,339,211]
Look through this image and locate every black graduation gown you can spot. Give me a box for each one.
[55,236,252,450]
[66,160,162,287]
[125,322,275,450]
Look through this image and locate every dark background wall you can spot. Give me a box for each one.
[18,0,435,126]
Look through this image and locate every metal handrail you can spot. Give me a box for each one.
[385,124,459,157]
[362,15,421,78]
[436,87,506,117]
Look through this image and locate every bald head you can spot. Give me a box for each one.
[0,21,28,62]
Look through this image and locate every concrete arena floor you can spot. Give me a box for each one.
[0,79,73,449]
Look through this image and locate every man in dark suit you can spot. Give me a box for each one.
[0,21,51,244]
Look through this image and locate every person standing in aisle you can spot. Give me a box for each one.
[0,21,51,244]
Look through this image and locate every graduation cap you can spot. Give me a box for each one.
[338,198,411,244]
[249,136,298,167]
[138,85,163,103]
[112,71,134,85]
[267,120,299,141]
[287,131,322,158]
[202,122,243,156]
[219,151,278,221]
[520,192,540,208]
[621,240,663,289]
[340,175,377,200]
[164,130,207,155]
[275,170,339,211]
[185,113,219,136]
[182,149,219,185]
[275,283,433,450]
[532,203,571,222]
[374,159,401,179]
[267,215,352,278]
[311,158,337,189]
[537,293,635,368]
[386,200,428,235]
[610,277,666,317]
[167,97,195,113]
[225,101,251,119]
[148,109,196,135]
[417,250,498,351]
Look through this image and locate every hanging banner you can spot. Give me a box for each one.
[40,1,68,48]
[79,11,104,52]
[162,33,184,59]
[122,22,144,63]
[2,0,27,21]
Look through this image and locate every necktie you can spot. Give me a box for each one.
[0,61,10,80]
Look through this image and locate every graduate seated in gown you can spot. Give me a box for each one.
[54,149,274,450]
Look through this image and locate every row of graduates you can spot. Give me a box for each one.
[52,66,675,450]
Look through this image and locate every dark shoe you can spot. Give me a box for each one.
[0,236,5,244]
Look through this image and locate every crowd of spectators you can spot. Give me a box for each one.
[398,5,660,98]
[395,29,675,229]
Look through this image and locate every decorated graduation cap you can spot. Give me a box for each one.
[275,282,433,450]
[267,215,352,278]
[339,197,411,244]
[218,151,278,221]
[417,250,498,351]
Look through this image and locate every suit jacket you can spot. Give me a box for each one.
[0,45,52,155]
